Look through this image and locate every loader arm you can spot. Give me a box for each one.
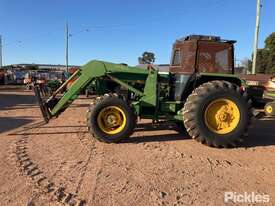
[35,60,151,122]
[50,61,105,116]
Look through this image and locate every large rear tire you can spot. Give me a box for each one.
[86,94,137,143]
[183,81,251,148]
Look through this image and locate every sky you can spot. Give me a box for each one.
[0,0,274,66]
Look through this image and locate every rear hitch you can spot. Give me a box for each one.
[34,85,51,123]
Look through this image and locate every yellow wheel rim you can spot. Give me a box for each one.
[97,106,126,135]
[204,98,240,135]
[266,105,273,114]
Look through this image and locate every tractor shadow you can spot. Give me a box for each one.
[123,122,190,143]
[8,121,87,136]
[241,117,275,148]
[124,133,187,143]
[125,118,275,148]
[9,122,188,143]
[7,117,275,148]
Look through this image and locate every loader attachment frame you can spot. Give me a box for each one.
[34,85,51,123]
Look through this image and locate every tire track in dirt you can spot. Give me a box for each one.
[74,128,104,204]
[5,93,105,205]
[25,121,103,205]
[8,130,87,205]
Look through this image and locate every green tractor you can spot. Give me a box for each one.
[35,35,254,148]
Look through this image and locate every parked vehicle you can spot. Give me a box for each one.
[35,35,258,148]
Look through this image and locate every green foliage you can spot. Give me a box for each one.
[265,32,275,52]
[47,79,61,89]
[138,52,155,64]
[247,59,253,73]
[250,32,275,74]
[256,49,270,73]
[264,32,275,73]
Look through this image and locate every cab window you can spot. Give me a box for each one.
[172,49,181,66]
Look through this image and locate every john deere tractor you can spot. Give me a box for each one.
[35,35,253,148]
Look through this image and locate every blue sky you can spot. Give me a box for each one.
[0,0,274,66]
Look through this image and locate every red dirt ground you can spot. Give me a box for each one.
[0,87,275,206]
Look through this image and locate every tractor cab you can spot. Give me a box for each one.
[169,35,237,101]
[170,35,236,74]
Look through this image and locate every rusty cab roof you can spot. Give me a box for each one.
[170,35,236,74]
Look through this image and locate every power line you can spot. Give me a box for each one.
[3,0,225,48]
[2,27,64,48]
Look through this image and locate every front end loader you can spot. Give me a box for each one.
[35,35,254,148]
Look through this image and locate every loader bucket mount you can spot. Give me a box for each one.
[34,85,51,123]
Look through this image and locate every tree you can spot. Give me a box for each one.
[256,49,270,73]
[265,32,275,53]
[264,32,275,73]
[138,52,155,64]
[249,32,275,74]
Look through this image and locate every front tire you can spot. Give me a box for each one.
[87,94,137,143]
[183,81,251,148]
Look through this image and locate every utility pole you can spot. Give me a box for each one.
[0,35,2,68]
[252,0,261,74]
[65,21,69,73]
